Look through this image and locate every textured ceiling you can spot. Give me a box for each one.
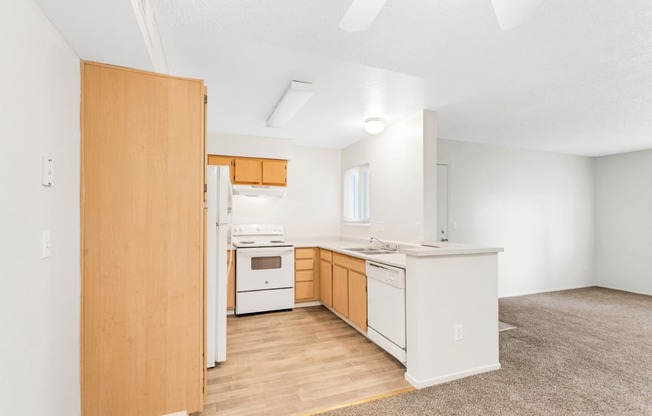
[35,0,652,155]
[152,0,652,156]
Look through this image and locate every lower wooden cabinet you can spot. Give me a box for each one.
[332,264,349,317]
[227,250,235,309]
[348,270,367,330]
[320,257,333,306]
[326,252,367,331]
[295,248,320,302]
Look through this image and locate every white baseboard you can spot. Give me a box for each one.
[405,363,501,389]
[295,301,322,308]
[499,284,594,299]
[227,301,322,315]
[163,412,188,416]
[595,284,652,297]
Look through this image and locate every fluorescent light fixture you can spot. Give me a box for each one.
[266,81,314,128]
[365,117,385,135]
[491,0,542,31]
[339,0,388,33]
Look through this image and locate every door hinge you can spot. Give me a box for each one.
[204,95,208,104]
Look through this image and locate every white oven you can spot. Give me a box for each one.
[233,224,295,315]
[234,236,295,315]
[236,247,294,291]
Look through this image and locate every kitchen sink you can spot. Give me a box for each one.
[346,247,399,255]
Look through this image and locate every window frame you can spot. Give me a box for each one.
[342,164,370,224]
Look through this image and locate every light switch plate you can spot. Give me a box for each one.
[42,231,51,259]
[41,156,53,187]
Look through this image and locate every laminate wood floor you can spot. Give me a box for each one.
[199,306,411,416]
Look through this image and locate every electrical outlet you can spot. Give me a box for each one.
[454,324,463,341]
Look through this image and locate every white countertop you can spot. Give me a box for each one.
[287,237,503,268]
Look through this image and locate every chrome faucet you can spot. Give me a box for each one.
[370,237,399,252]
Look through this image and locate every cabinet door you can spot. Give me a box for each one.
[320,260,333,307]
[227,250,235,309]
[348,270,367,331]
[81,62,204,415]
[234,158,262,184]
[332,265,349,317]
[262,159,287,186]
[296,281,315,301]
[208,155,235,184]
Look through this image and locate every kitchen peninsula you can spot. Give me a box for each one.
[290,238,504,389]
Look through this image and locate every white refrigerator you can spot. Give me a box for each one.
[206,165,232,367]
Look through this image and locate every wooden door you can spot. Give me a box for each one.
[332,265,349,317]
[208,155,235,183]
[81,61,205,415]
[227,250,235,309]
[234,158,261,184]
[320,260,333,306]
[348,271,367,331]
[262,159,287,186]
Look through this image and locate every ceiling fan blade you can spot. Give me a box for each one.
[339,0,388,33]
[491,0,542,31]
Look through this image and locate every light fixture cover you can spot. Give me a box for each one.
[491,0,542,31]
[365,117,385,135]
[266,81,314,128]
[339,0,388,33]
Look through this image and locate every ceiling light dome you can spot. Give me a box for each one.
[365,118,385,135]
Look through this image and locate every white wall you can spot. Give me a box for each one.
[209,138,342,238]
[341,111,435,242]
[438,139,595,297]
[595,149,652,295]
[208,132,292,161]
[0,1,80,414]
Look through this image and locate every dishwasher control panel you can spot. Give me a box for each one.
[366,261,405,289]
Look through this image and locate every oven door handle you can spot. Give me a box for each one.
[237,248,294,258]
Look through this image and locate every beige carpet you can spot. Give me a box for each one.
[320,287,652,415]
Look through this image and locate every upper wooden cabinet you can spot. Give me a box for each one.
[234,158,262,184]
[208,155,287,186]
[207,155,235,183]
[262,159,287,186]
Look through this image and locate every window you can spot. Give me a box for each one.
[343,164,370,223]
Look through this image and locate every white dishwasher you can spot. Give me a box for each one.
[366,260,406,364]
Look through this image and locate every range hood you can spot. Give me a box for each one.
[232,184,287,198]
